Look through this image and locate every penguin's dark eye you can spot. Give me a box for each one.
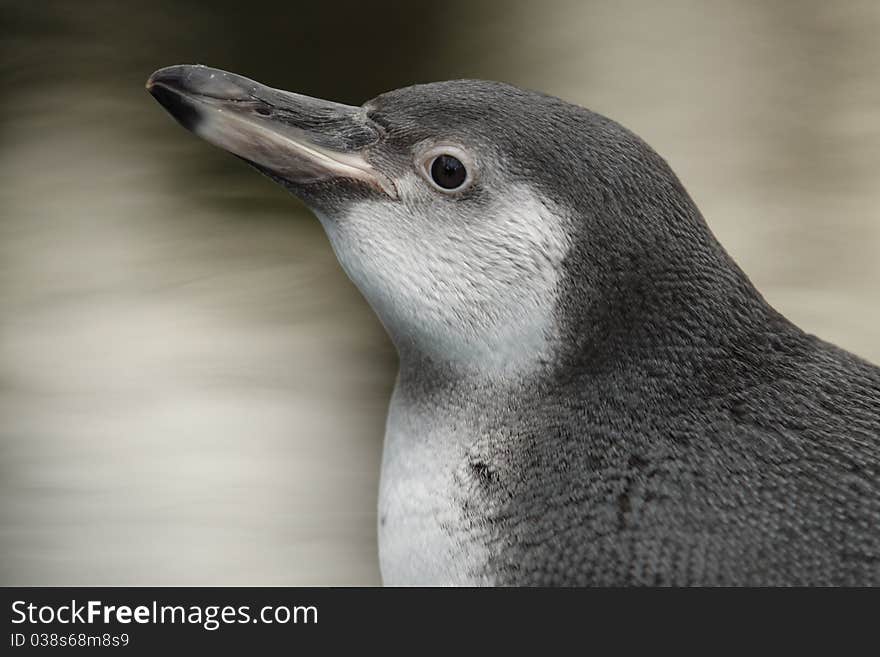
[430,154,467,190]
[417,144,475,193]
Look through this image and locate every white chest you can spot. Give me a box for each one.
[377,388,494,586]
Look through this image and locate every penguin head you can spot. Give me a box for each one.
[148,66,731,373]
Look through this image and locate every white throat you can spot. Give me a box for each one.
[317,183,571,374]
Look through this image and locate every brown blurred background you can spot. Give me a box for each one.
[1,1,878,585]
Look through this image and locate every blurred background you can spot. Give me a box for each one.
[1,0,879,585]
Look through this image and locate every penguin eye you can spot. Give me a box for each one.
[430,155,467,190]
[417,144,475,194]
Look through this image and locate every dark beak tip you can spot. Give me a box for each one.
[146,65,191,94]
[145,64,258,104]
[145,72,160,94]
[147,80,203,132]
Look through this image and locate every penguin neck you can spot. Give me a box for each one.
[555,218,790,391]
[390,321,559,383]
[393,350,540,426]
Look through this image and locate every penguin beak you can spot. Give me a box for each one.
[146,65,397,199]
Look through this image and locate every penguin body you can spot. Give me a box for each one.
[148,67,880,585]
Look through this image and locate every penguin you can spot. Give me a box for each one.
[147,65,880,586]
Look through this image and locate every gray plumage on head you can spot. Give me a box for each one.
[149,68,880,585]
